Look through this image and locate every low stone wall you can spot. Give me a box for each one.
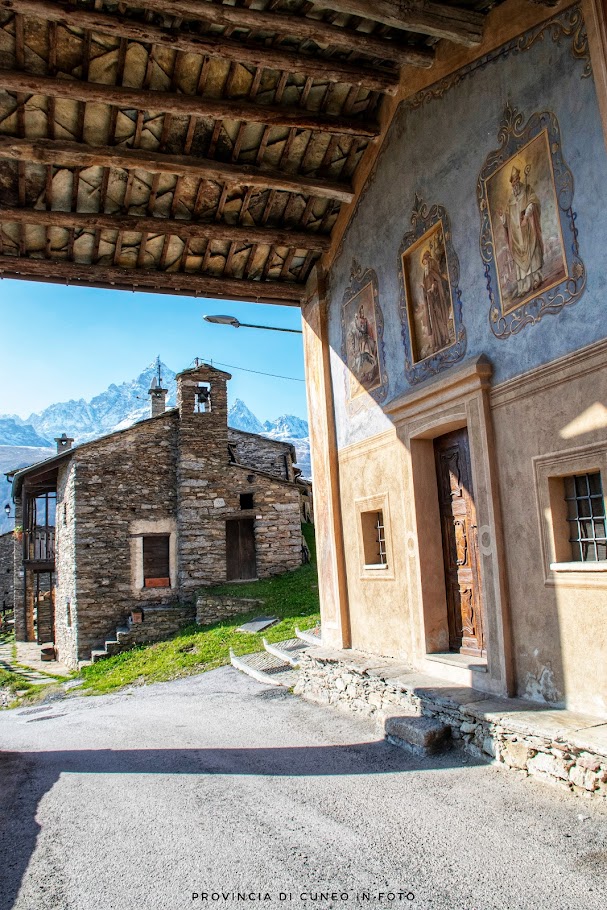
[295,649,607,799]
[124,604,196,645]
[196,594,264,626]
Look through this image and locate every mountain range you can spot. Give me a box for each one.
[0,361,310,534]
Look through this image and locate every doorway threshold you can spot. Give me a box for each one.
[425,652,488,673]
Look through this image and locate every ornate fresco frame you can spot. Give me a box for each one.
[340,260,388,412]
[477,104,586,338]
[398,196,467,385]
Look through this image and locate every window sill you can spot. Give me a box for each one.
[363,563,389,571]
[549,562,607,572]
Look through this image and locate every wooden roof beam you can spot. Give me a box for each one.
[0,205,332,251]
[108,0,435,68]
[0,136,355,204]
[315,1,485,47]
[0,0,401,94]
[0,70,380,138]
[0,256,305,305]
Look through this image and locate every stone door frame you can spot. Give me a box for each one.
[385,355,514,697]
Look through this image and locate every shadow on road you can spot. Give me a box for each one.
[0,737,476,909]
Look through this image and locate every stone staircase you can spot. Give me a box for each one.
[80,604,196,668]
[230,627,451,757]
[229,626,321,688]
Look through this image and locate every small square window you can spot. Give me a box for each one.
[240,493,254,510]
[361,510,387,567]
[564,472,607,562]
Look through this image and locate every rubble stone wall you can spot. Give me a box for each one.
[296,652,607,799]
[196,595,264,626]
[0,531,14,617]
[228,429,295,481]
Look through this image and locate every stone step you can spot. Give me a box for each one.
[116,626,130,638]
[90,649,109,663]
[295,625,322,647]
[230,648,298,688]
[262,637,307,668]
[104,640,122,656]
[384,713,451,755]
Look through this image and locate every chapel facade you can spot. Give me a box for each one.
[303,0,607,720]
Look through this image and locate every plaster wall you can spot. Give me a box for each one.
[304,2,607,715]
[490,339,607,716]
[326,3,607,452]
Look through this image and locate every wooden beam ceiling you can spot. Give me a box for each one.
[120,0,435,68]
[315,1,485,47]
[0,70,381,137]
[0,0,401,93]
[0,256,305,305]
[0,206,332,251]
[0,137,355,204]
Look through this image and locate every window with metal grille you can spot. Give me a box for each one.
[143,535,170,587]
[361,510,388,567]
[564,472,606,562]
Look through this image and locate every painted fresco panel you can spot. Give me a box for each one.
[485,130,568,315]
[402,222,455,362]
[341,262,388,408]
[326,4,606,450]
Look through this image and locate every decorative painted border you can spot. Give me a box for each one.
[340,260,388,411]
[477,104,585,338]
[333,5,590,267]
[398,196,466,384]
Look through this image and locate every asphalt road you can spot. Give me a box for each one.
[1,667,606,910]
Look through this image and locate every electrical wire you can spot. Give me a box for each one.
[196,356,305,382]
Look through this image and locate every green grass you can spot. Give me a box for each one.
[79,524,320,695]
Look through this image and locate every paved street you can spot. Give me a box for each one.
[1,667,606,910]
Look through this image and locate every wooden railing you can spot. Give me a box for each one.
[24,528,55,564]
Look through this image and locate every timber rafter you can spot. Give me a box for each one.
[0,0,496,303]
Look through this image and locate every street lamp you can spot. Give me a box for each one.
[4,503,13,518]
[203,314,302,334]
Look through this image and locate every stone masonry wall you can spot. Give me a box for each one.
[196,595,264,626]
[54,461,78,668]
[69,413,178,664]
[0,530,15,617]
[296,651,607,799]
[228,429,295,481]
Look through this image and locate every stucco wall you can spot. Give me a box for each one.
[327,4,607,451]
[307,3,607,717]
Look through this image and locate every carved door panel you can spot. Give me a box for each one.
[434,428,485,656]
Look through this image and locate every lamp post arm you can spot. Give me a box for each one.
[237,322,303,334]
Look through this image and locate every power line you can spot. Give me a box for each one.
[196,356,305,383]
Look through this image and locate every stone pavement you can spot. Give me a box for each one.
[0,638,71,688]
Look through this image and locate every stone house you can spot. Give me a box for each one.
[8,363,304,669]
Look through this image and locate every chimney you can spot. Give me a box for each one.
[148,375,168,417]
[54,432,74,453]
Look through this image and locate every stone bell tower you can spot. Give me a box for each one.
[175,362,232,593]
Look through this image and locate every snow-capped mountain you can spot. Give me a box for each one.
[22,361,178,443]
[0,419,51,448]
[0,445,55,534]
[263,414,309,440]
[227,399,265,435]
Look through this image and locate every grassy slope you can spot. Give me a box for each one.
[79,524,320,695]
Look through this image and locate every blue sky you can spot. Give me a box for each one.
[0,279,307,423]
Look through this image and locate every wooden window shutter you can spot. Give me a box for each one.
[143,535,170,587]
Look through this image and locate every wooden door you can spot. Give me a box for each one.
[434,428,485,656]
[226,519,257,581]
